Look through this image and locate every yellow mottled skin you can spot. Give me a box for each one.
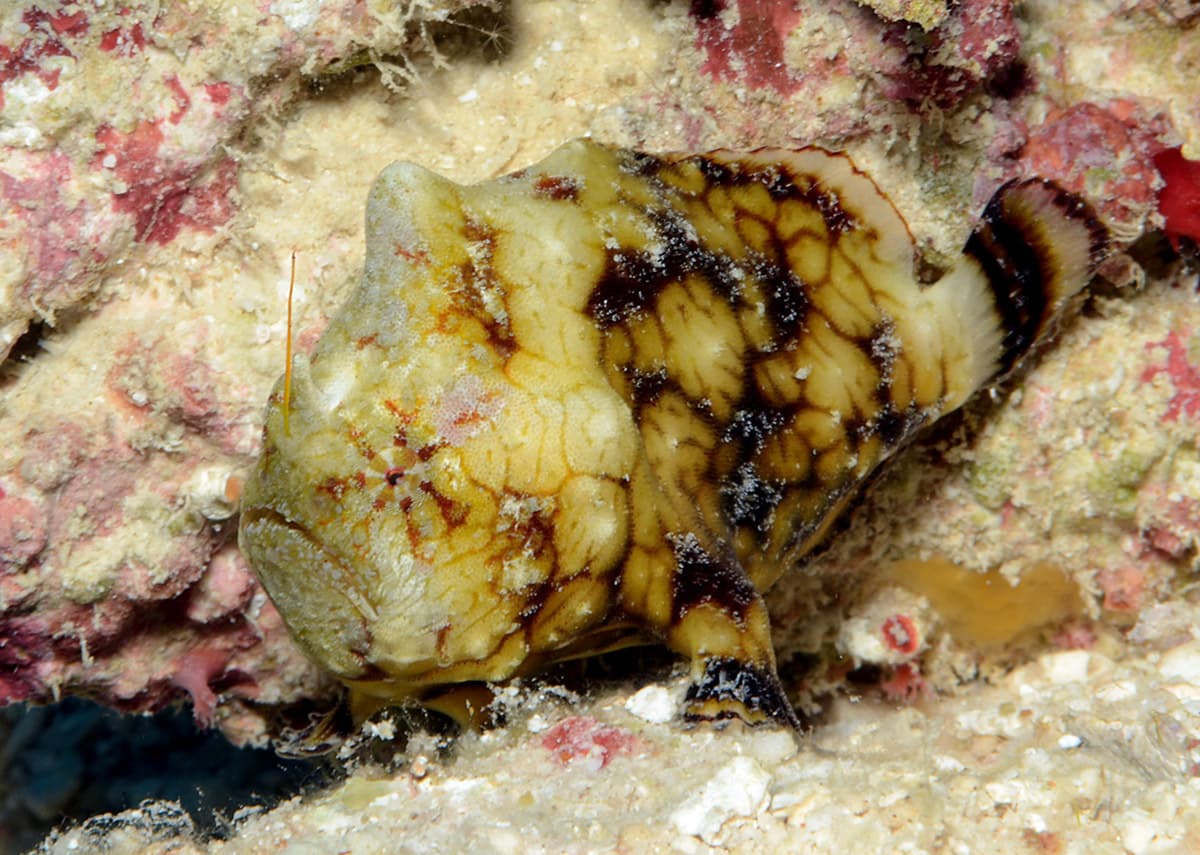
[239,140,1103,727]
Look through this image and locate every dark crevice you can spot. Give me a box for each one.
[1,698,324,853]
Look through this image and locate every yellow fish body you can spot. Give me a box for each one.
[239,140,1106,728]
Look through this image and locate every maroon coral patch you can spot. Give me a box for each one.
[0,617,51,704]
[880,0,1020,109]
[690,0,803,95]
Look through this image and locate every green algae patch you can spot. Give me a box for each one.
[964,446,1019,511]
[1087,446,1159,520]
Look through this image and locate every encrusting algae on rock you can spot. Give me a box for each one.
[238,139,1107,730]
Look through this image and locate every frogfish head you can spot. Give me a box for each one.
[238,156,637,710]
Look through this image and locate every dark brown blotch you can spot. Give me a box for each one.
[317,476,350,501]
[669,534,758,623]
[748,254,810,333]
[802,185,854,236]
[684,656,802,729]
[532,173,581,201]
[457,219,517,360]
[415,442,444,462]
[965,192,1049,374]
[502,489,557,559]
[589,209,745,328]
[720,461,785,534]
[628,366,671,410]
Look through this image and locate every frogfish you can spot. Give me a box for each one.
[239,140,1107,729]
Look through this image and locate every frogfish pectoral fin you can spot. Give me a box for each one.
[656,532,802,728]
[684,655,801,730]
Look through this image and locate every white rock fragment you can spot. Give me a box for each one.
[624,684,676,724]
[744,729,799,766]
[1057,733,1082,749]
[1161,681,1200,714]
[488,827,527,855]
[1130,602,1196,646]
[1119,808,1179,855]
[670,757,771,843]
[1040,650,1091,684]
[270,0,318,30]
[1158,641,1200,683]
[983,779,1026,806]
[934,754,966,772]
[364,717,396,741]
[183,465,241,520]
[1096,679,1139,703]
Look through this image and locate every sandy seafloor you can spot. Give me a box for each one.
[3,0,1200,851]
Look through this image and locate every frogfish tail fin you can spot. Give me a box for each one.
[938,179,1109,408]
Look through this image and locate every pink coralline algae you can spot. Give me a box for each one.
[0,2,248,347]
[0,151,93,308]
[1051,624,1098,651]
[1139,482,1200,562]
[0,7,86,110]
[184,545,256,626]
[688,0,1020,109]
[879,663,931,703]
[92,105,240,246]
[540,716,639,769]
[0,339,326,743]
[0,0,485,360]
[662,0,1045,163]
[0,0,490,744]
[1141,330,1200,423]
[98,13,147,56]
[106,331,261,456]
[0,616,52,705]
[0,485,47,569]
[1021,101,1169,234]
[1097,565,1148,614]
[87,72,242,243]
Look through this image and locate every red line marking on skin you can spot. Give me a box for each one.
[394,244,430,264]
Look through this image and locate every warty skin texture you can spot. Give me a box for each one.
[239,139,1105,728]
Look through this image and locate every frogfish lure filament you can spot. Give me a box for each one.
[283,250,296,437]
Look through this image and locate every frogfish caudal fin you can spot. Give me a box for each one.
[941,178,1109,404]
[238,141,1109,733]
